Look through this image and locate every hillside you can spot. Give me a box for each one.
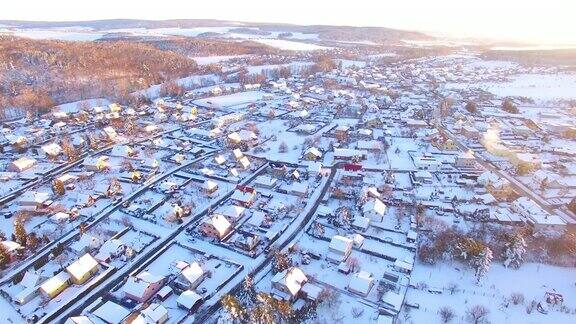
[0,36,201,111]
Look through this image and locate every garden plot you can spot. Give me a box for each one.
[295,234,404,303]
[135,243,241,297]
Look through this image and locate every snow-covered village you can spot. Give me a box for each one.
[1,3,576,324]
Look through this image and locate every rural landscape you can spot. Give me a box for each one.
[0,4,575,324]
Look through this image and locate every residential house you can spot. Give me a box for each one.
[334,148,368,161]
[253,175,278,189]
[230,188,256,207]
[123,272,166,302]
[271,267,308,301]
[202,180,219,196]
[177,290,203,311]
[40,271,71,299]
[215,204,246,223]
[93,301,131,324]
[348,271,374,297]
[65,253,99,285]
[455,151,476,168]
[83,156,110,171]
[7,157,37,172]
[18,191,52,209]
[200,214,232,240]
[174,261,205,290]
[327,235,353,263]
[138,303,169,324]
[304,147,323,161]
[362,198,386,222]
[511,197,566,234]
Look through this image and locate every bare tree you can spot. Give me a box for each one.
[466,305,489,324]
[510,292,525,305]
[438,306,455,323]
[446,282,458,295]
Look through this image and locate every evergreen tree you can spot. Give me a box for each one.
[275,299,295,322]
[0,243,11,268]
[473,246,493,283]
[14,220,27,246]
[252,293,276,324]
[238,276,257,306]
[221,294,247,322]
[27,233,40,251]
[465,101,478,114]
[503,232,527,269]
[53,179,65,196]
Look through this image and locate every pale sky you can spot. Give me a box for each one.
[2,0,576,45]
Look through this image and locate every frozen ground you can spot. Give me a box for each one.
[446,73,576,104]
[406,261,576,324]
[192,55,249,65]
[253,39,330,51]
[0,28,104,41]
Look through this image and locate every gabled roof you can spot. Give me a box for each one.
[93,301,130,324]
[66,253,98,281]
[272,267,307,297]
[205,214,232,237]
[348,271,374,295]
[363,198,386,216]
[329,235,353,253]
[179,261,204,285]
[177,290,202,310]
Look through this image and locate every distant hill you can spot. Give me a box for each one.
[0,19,432,44]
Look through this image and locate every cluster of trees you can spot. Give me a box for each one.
[308,56,337,74]
[221,276,295,324]
[418,220,530,282]
[501,98,519,114]
[258,25,429,44]
[146,38,277,57]
[437,303,490,323]
[465,101,478,114]
[221,276,335,324]
[158,80,186,98]
[484,49,576,67]
[0,36,198,112]
[421,216,576,271]
[0,214,48,268]
[271,250,293,274]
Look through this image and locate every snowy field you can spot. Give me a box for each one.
[2,26,321,44]
[253,39,330,51]
[192,55,249,65]
[406,262,576,324]
[193,91,268,109]
[446,73,576,104]
[0,28,104,41]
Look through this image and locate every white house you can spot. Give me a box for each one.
[348,271,374,297]
[175,261,205,289]
[8,157,37,172]
[177,290,202,311]
[362,198,386,222]
[271,267,308,300]
[138,303,169,324]
[327,235,353,263]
